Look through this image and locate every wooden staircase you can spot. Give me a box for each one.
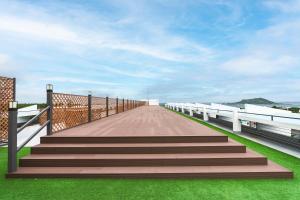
[7,135,293,178]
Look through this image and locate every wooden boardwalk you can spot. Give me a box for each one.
[7,106,293,178]
[53,106,222,136]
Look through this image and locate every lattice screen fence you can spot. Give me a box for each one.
[0,76,15,142]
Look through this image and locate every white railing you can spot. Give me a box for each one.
[165,103,300,135]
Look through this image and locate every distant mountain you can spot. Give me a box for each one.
[234,98,275,105]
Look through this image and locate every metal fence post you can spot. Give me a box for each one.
[12,78,16,100]
[106,97,109,117]
[8,101,18,173]
[116,98,119,114]
[88,92,92,122]
[46,84,53,135]
[123,98,125,112]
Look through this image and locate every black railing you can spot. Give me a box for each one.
[8,104,50,173]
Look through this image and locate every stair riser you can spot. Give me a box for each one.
[20,157,267,167]
[6,172,293,179]
[31,146,246,154]
[40,136,228,144]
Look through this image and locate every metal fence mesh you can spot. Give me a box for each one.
[0,76,15,142]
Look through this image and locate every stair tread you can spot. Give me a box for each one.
[43,135,225,138]
[41,135,228,143]
[22,150,264,160]
[34,140,243,148]
[10,161,291,175]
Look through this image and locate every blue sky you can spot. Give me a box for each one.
[0,0,300,103]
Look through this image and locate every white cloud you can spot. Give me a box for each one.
[0,53,9,65]
[100,65,160,79]
[222,53,297,75]
[0,16,83,44]
[0,2,215,63]
[221,18,300,76]
[0,53,13,71]
[264,0,300,13]
[44,77,119,86]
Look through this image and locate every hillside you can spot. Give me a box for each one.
[235,98,275,104]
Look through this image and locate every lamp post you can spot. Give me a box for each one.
[46,84,53,135]
[8,101,18,173]
[88,91,92,122]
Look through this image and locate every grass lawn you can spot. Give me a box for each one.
[1,110,300,200]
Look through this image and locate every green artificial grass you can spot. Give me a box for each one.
[1,109,300,200]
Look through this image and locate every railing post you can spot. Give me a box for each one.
[233,111,241,133]
[203,107,209,121]
[116,98,119,114]
[88,92,92,122]
[181,105,184,113]
[106,97,109,117]
[123,98,125,112]
[127,99,129,110]
[46,84,53,135]
[8,101,18,173]
[189,106,193,116]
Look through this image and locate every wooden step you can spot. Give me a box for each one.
[31,141,246,154]
[40,135,228,144]
[7,161,293,179]
[20,151,267,167]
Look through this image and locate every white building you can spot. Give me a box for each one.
[148,99,159,106]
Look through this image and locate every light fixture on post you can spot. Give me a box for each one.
[46,84,53,91]
[9,101,18,109]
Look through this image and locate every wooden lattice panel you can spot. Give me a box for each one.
[118,100,124,113]
[0,76,15,142]
[108,98,117,116]
[91,97,106,121]
[52,93,88,133]
[124,101,128,111]
[137,101,147,107]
